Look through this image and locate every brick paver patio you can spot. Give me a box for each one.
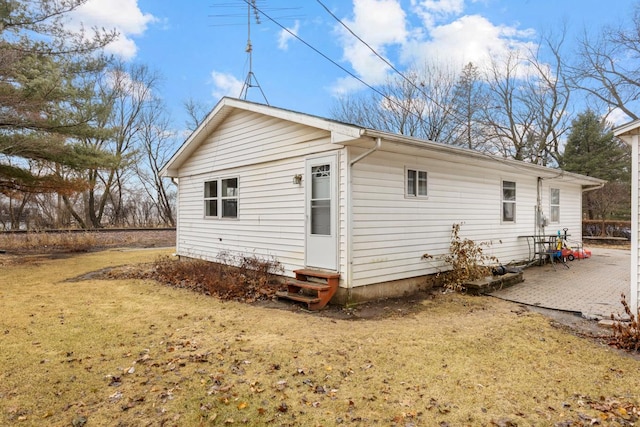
[490,247,630,319]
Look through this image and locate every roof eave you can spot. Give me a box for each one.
[357,129,605,187]
[614,119,640,143]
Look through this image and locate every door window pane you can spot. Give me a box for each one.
[311,165,330,199]
[311,164,331,235]
[311,200,330,235]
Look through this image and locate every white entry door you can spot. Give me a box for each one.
[305,154,338,270]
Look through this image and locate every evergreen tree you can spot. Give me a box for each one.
[560,110,631,221]
[561,110,628,180]
[0,0,116,195]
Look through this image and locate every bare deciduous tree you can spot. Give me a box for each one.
[572,7,640,121]
[450,62,491,151]
[330,61,460,142]
[134,99,177,227]
[483,29,571,166]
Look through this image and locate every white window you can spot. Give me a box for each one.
[204,178,238,218]
[550,188,560,223]
[406,168,428,197]
[502,180,516,222]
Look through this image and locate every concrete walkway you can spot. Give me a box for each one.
[490,247,630,320]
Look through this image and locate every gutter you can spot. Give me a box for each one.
[346,137,382,302]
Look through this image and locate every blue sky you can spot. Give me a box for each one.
[68,0,638,132]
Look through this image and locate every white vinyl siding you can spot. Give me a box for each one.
[172,105,588,291]
[178,110,330,177]
[175,110,347,280]
[348,148,584,288]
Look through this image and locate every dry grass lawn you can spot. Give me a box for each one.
[1,249,639,426]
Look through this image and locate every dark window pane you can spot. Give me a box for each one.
[204,181,217,198]
[222,199,237,218]
[418,171,427,196]
[503,202,515,222]
[407,169,416,196]
[205,199,217,217]
[222,178,238,197]
[502,181,516,201]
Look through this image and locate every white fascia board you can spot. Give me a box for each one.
[356,129,605,187]
[614,119,640,142]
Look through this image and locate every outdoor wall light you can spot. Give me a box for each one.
[292,174,303,185]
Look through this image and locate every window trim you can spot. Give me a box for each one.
[405,167,428,198]
[501,180,516,223]
[549,187,560,223]
[204,177,239,219]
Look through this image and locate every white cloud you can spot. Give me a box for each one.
[404,14,537,72]
[331,0,409,93]
[106,68,153,102]
[210,71,244,99]
[278,21,300,50]
[331,1,539,96]
[607,108,632,126]
[69,0,157,59]
[412,0,464,27]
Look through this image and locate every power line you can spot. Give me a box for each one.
[315,0,464,125]
[241,0,438,131]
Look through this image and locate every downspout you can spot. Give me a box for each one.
[170,177,179,256]
[536,177,543,238]
[346,137,382,303]
[350,137,382,166]
[581,183,605,193]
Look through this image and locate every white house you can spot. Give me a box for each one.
[614,120,640,314]
[161,97,604,306]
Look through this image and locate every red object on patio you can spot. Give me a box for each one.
[568,248,592,261]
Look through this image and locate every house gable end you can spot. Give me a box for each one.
[161,97,362,177]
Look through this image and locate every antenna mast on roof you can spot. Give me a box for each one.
[239,0,269,104]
